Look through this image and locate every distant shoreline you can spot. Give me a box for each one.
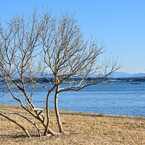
[1,76,145,83]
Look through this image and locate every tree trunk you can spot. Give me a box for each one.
[44,87,58,136]
[55,85,64,133]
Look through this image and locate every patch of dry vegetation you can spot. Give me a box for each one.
[0,105,145,144]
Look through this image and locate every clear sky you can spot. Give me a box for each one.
[0,0,145,73]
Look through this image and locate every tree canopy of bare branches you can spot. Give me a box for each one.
[0,11,119,137]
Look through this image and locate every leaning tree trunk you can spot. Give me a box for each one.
[0,110,41,137]
[54,85,64,133]
[0,113,31,138]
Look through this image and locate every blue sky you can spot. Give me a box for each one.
[0,0,145,73]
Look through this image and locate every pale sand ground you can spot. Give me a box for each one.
[0,105,145,145]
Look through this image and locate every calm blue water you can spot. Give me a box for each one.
[0,81,145,117]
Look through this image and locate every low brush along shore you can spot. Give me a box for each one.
[0,105,145,144]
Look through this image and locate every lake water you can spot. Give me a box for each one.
[0,81,145,117]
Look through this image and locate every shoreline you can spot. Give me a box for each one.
[0,105,145,144]
[0,104,145,119]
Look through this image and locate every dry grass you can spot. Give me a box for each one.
[0,105,145,145]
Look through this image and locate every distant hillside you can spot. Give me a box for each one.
[1,72,145,83]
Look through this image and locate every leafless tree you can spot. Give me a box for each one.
[40,13,119,134]
[0,11,119,137]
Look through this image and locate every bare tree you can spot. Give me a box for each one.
[0,11,119,137]
[40,13,119,134]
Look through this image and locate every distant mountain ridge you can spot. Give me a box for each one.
[36,72,145,78]
[109,72,145,78]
